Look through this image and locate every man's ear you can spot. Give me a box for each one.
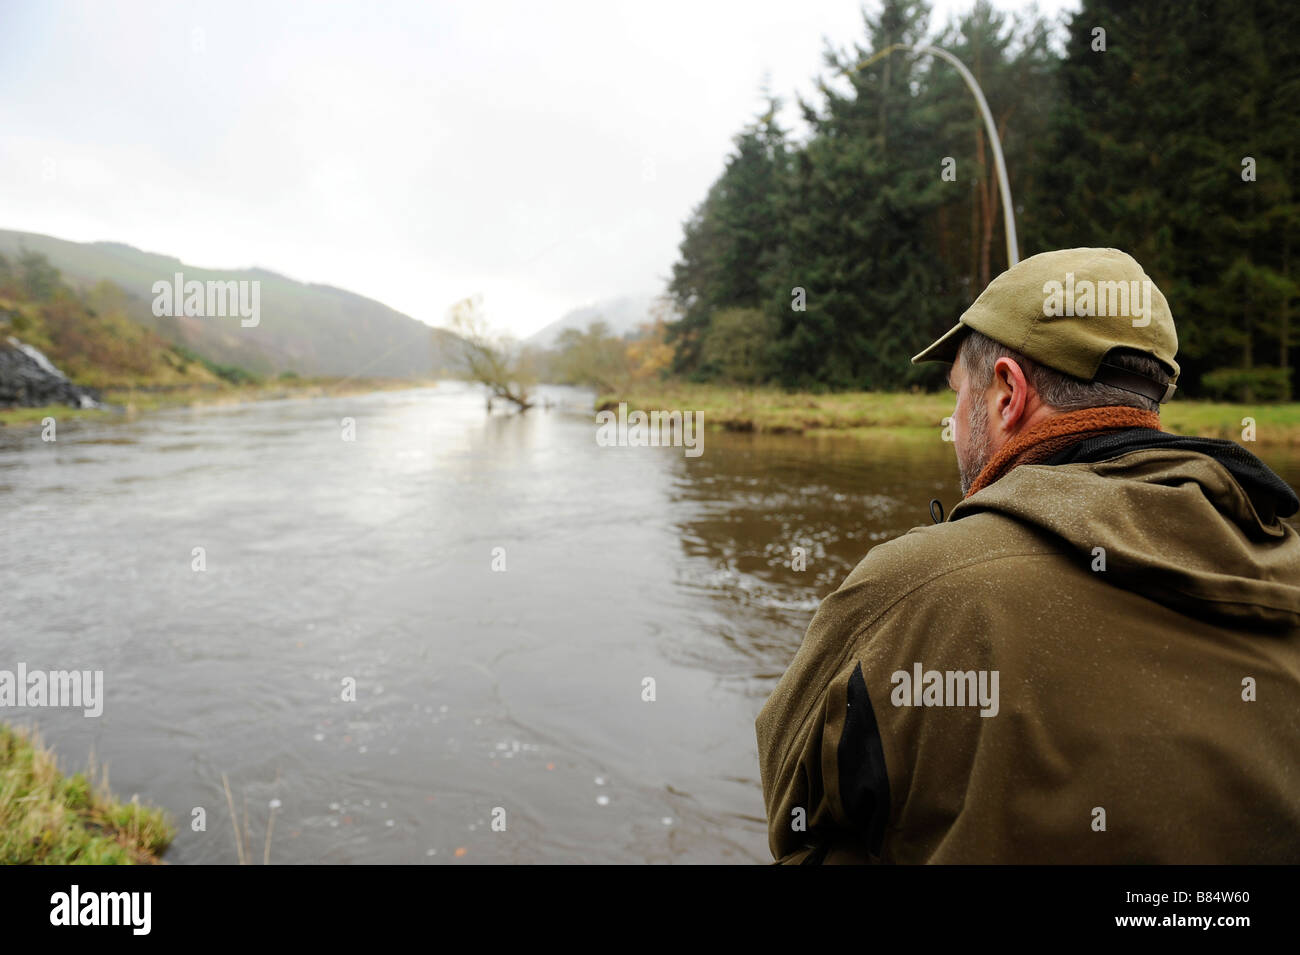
[991,356,1030,432]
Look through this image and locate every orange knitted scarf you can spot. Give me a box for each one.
[964,405,1161,498]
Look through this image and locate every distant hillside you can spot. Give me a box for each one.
[526,295,653,350]
[0,230,455,378]
[0,271,222,393]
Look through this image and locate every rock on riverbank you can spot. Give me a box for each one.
[0,337,101,408]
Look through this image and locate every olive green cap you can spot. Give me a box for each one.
[912,248,1180,402]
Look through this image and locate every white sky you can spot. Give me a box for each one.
[0,0,1078,338]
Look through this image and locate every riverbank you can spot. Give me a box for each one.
[0,723,174,864]
[0,376,437,429]
[598,384,1300,445]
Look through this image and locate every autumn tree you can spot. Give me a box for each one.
[444,295,535,410]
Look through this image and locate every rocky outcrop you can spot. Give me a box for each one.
[0,337,101,408]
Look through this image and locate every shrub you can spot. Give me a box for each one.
[700,307,780,385]
[1200,365,1291,402]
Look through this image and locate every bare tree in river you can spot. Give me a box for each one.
[443,294,535,411]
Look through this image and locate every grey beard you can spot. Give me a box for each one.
[958,399,992,496]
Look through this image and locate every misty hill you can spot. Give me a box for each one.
[526,295,653,350]
[0,260,224,397]
[0,230,454,378]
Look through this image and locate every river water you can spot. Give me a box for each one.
[2,383,1297,863]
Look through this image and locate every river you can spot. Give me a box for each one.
[2,383,1297,863]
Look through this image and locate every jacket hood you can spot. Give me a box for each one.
[948,434,1300,628]
[1048,428,1299,520]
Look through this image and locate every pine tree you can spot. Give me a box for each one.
[666,101,790,377]
[925,1,1057,296]
[765,0,958,390]
[1029,0,1300,397]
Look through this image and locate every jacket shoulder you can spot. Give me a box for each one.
[838,511,1056,596]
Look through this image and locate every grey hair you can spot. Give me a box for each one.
[956,330,1173,413]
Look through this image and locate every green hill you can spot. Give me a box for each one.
[0,230,454,378]
[0,254,222,391]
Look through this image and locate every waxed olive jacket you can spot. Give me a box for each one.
[756,432,1300,863]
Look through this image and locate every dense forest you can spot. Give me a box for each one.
[666,0,1300,400]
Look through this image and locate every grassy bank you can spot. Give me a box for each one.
[0,724,174,864]
[0,376,436,429]
[598,383,1300,445]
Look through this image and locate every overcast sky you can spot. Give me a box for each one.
[0,0,1078,338]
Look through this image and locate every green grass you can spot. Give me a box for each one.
[1160,401,1300,444]
[599,384,952,433]
[0,403,115,427]
[0,723,174,864]
[598,383,1300,445]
